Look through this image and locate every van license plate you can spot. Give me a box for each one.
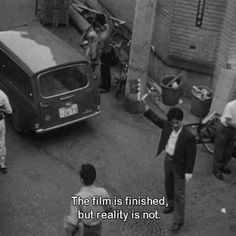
[59,104,78,118]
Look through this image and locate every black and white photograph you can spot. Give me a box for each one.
[0,0,236,235]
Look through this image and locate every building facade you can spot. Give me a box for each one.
[97,0,236,100]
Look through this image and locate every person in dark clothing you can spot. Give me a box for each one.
[143,103,197,232]
[100,50,112,93]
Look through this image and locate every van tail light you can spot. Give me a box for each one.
[97,105,101,110]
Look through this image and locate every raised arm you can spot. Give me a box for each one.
[142,99,165,129]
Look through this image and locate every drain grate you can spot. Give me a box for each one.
[121,218,165,236]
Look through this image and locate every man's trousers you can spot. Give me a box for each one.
[213,123,235,172]
[164,154,185,224]
[100,52,112,92]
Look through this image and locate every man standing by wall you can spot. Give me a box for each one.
[0,89,12,174]
[213,99,236,180]
[143,102,196,232]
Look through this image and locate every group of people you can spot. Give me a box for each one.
[0,13,235,235]
[63,93,236,236]
[74,15,235,235]
[63,100,235,235]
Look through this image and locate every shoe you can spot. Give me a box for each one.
[163,206,173,214]
[0,167,7,174]
[213,171,224,180]
[171,223,183,232]
[221,167,231,174]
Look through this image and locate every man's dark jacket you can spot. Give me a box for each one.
[144,109,197,178]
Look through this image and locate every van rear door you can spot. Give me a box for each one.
[36,63,100,132]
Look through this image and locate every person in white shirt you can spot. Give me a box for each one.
[0,89,12,173]
[213,99,236,180]
[64,164,113,236]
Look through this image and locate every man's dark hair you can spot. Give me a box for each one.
[95,14,106,26]
[80,164,96,185]
[167,107,184,121]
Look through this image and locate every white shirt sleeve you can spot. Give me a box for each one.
[3,94,12,114]
[221,102,235,126]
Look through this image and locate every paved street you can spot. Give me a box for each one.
[0,1,236,236]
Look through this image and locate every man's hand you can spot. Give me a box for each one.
[140,92,151,111]
[140,86,156,111]
[141,98,150,112]
[185,173,193,182]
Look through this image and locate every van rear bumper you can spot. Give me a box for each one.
[35,110,101,133]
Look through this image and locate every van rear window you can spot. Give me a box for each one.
[39,64,88,97]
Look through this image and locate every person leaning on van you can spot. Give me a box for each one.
[0,89,12,173]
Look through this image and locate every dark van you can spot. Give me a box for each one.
[0,26,100,133]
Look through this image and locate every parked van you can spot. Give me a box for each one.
[0,25,100,133]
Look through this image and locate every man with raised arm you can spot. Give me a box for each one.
[142,99,196,232]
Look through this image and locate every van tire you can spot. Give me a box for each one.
[11,108,26,134]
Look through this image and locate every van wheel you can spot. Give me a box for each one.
[11,109,26,134]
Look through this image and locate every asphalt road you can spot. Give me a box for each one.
[0,1,236,236]
[0,95,166,236]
